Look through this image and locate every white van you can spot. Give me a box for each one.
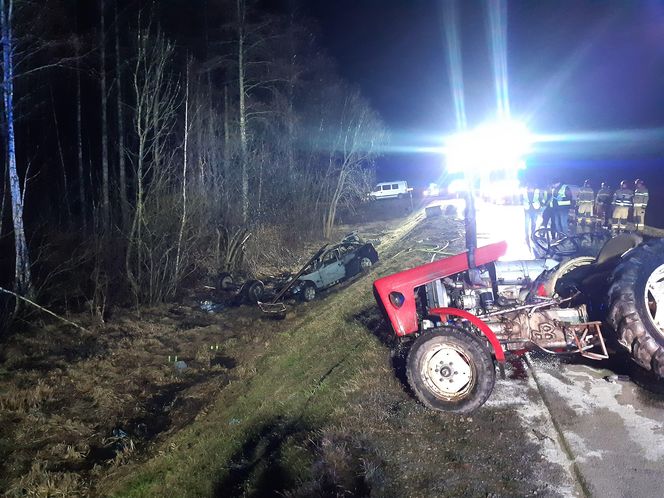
[369,181,411,200]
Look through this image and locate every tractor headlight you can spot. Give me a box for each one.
[389,291,405,308]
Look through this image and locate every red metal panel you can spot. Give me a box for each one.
[428,307,506,363]
[373,241,507,336]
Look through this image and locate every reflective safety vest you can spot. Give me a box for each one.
[596,188,611,205]
[633,187,649,207]
[577,186,594,203]
[613,188,633,207]
[522,188,541,210]
[554,184,571,207]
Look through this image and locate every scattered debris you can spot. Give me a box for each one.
[174,360,188,371]
[604,374,631,383]
[200,300,226,313]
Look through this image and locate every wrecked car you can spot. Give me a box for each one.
[217,233,379,310]
[288,236,379,302]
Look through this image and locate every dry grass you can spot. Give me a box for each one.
[6,461,87,498]
[0,210,560,497]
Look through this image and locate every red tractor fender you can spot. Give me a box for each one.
[428,307,506,363]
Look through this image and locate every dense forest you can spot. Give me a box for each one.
[0,0,387,322]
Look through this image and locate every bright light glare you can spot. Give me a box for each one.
[445,120,532,175]
[447,178,469,194]
[423,183,440,197]
[482,179,520,204]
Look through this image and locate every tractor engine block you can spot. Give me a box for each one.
[484,306,588,351]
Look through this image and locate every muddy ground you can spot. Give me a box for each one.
[1,198,572,497]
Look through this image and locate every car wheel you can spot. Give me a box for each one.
[242,280,264,304]
[218,272,233,291]
[406,327,496,413]
[301,282,316,302]
[359,256,373,271]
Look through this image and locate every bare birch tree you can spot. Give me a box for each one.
[1,0,32,296]
[126,23,182,304]
[320,87,386,238]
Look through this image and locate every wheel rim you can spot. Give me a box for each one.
[360,257,372,270]
[304,285,315,301]
[645,263,664,334]
[421,343,474,400]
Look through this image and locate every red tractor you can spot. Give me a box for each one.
[373,232,664,413]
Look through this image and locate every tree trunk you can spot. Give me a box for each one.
[75,42,86,230]
[114,0,128,229]
[223,84,230,213]
[0,162,6,238]
[175,62,189,285]
[237,0,249,223]
[50,89,72,222]
[100,0,110,230]
[1,0,32,296]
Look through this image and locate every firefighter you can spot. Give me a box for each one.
[540,185,552,229]
[611,180,633,233]
[633,179,649,231]
[594,182,612,228]
[550,181,572,235]
[522,182,543,248]
[576,179,594,229]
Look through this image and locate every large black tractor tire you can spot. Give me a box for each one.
[608,239,664,376]
[406,327,496,413]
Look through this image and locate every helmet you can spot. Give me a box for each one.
[635,178,645,187]
[583,179,591,187]
[600,182,607,188]
[620,180,629,189]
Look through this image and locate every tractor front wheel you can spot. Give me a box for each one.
[406,327,496,413]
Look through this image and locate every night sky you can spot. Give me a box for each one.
[302,0,664,226]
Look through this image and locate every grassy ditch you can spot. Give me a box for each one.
[105,215,564,497]
[0,210,569,496]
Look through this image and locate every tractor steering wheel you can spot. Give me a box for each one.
[532,227,580,258]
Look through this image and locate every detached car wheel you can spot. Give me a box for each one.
[242,280,264,304]
[406,327,495,413]
[218,272,233,291]
[609,239,664,376]
[301,282,316,302]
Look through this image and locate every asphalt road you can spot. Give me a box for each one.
[427,197,664,497]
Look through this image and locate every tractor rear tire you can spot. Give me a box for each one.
[608,239,664,377]
[406,327,496,413]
